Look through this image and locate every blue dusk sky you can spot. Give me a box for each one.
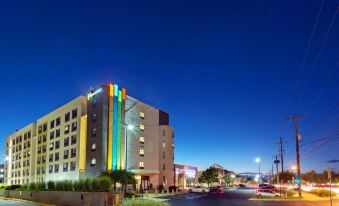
[0,0,338,173]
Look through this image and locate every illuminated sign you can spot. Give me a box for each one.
[176,168,196,178]
[87,87,103,100]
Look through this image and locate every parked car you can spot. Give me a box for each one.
[260,185,278,192]
[168,185,181,192]
[256,189,281,197]
[210,186,224,193]
[188,186,209,194]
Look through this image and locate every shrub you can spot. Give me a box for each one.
[28,182,37,191]
[20,184,28,191]
[63,180,73,191]
[310,189,336,197]
[37,182,46,191]
[0,184,5,189]
[5,184,21,190]
[47,181,56,190]
[78,179,86,192]
[85,178,92,192]
[56,181,64,191]
[92,178,100,191]
[73,181,79,191]
[98,176,112,192]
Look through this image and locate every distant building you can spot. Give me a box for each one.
[210,163,225,185]
[174,164,198,189]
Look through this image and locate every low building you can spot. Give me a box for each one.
[174,164,198,189]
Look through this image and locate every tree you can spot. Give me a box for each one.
[198,167,219,187]
[223,174,234,186]
[272,171,295,183]
[302,170,318,183]
[103,169,136,191]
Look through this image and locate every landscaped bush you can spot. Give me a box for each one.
[85,178,92,192]
[78,179,86,191]
[63,180,73,191]
[56,181,64,191]
[98,176,112,192]
[37,182,46,191]
[91,178,100,191]
[5,184,21,190]
[0,184,5,189]
[310,189,336,197]
[47,181,55,190]
[28,182,37,190]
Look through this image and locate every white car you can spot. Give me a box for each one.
[256,189,281,198]
[188,186,209,194]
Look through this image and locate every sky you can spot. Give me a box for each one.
[0,0,338,173]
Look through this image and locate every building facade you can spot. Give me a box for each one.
[4,82,174,189]
[174,164,198,189]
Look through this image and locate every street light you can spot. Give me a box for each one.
[255,157,261,184]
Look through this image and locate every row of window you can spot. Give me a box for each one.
[37,148,76,164]
[38,108,78,134]
[38,135,77,154]
[11,169,29,178]
[12,131,31,146]
[11,159,30,170]
[37,161,76,174]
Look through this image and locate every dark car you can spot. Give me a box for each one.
[210,186,224,193]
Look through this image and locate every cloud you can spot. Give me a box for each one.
[326,159,339,163]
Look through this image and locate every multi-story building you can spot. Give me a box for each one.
[0,164,4,183]
[4,82,174,189]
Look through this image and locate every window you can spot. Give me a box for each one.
[56,117,61,126]
[163,163,166,171]
[55,140,60,149]
[71,135,77,145]
[64,137,69,147]
[91,143,96,151]
[38,146,41,154]
[91,158,96,166]
[71,148,76,158]
[92,100,97,108]
[139,124,145,131]
[162,152,165,159]
[140,112,145,119]
[49,165,53,173]
[42,156,46,163]
[42,167,46,174]
[56,129,60,137]
[64,150,69,159]
[139,148,144,157]
[43,145,46,152]
[92,113,97,122]
[43,124,47,132]
[50,120,55,129]
[65,112,70,122]
[43,134,47,142]
[71,122,77,132]
[139,136,144,144]
[55,152,59,161]
[49,154,53,162]
[139,161,144,169]
[91,128,97,137]
[70,161,76,171]
[72,109,77,119]
[50,131,54,140]
[63,162,68,172]
[54,164,59,173]
[27,159,30,166]
[37,167,40,175]
[49,142,54,151]
[64,125,69,134]
[162,140,166,148]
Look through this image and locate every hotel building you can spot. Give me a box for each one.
[4,83,174,189]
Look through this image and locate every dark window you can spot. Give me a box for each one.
[50,120,55,129]
[64,150,69,159]
[37,167,40,175]
[50,131,54,140]
[43,134,47,142]
[71,122,77,132]
[43,124,47,132]
[49,154,53,162]
[65,112,70,122]
[56,129,60,137]
[91,128,97,137]
[71,148,76,158]
[42,156,46,163]
[92,113,97,122]
[54,164,59,173]
[56,117,61,126]
[71,135,77,145]
[63,163,68,172]
[38,137,42,144]
[64,137,69,147]
[70,161,76,171]
[43,145,46,153]
[49,142,54,151]
[55,140,60,149]
[72,109,77,119]
[55,152,59,161]
[49,165,53,173]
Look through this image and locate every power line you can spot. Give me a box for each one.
[293,6,339,113]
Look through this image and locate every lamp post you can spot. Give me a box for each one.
[291,165,297,188]
[255,157,261,183]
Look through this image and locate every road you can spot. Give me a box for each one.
[159,189,339,206]
[0,199,37,206]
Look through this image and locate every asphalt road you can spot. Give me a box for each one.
[160,189,339,206]
[0,199,37,206]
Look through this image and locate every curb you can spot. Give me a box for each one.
[0,196,54,206]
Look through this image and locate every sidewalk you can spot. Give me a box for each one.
[0,197,54,206]
[250,191,338,201]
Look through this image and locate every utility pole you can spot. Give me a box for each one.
[290,115,302,198]
[276,137,287,175]
[274,155,280,185]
